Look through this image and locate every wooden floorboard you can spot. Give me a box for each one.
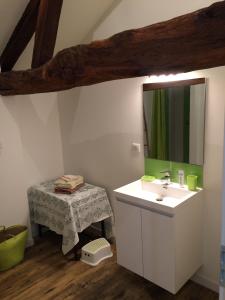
[0,232,218,300]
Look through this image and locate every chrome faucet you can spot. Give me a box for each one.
[160,170,171,187]
[156,170,171,201]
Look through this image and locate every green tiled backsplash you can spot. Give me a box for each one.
[145,158,203,187]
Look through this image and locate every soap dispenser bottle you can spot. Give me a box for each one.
[178,170,185,187]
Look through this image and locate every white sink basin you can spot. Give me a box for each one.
[142,179,194,199]
[114,179,202,216]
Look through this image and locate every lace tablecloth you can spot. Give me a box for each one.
[28,180,113,254]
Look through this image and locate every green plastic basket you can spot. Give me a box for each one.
[0,225,28,271]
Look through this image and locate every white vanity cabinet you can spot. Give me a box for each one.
[114,180,203,294]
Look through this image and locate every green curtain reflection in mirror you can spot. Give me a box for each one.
[150,89,168,160]
[144,86,190,163]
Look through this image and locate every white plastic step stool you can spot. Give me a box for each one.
[80,238,113,266]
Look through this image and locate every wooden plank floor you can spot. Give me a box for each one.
[0,232,218,300]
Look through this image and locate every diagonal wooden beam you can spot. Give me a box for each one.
[0,0,40,72]
[0,1,225,96]
[32,0,63,68]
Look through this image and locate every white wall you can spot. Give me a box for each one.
[0,93,64,244]
[0,8,65,242]
[58,0,224,291]
[193,67,224,290]
[0,0,119,246]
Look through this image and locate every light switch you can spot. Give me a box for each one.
[132,142,141,153]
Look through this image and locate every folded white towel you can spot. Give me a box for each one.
[60,175,80,182]
[54,175,84,189]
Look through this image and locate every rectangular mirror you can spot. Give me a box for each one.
[143,78,206,165]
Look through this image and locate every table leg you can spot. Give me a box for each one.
[73,238,89,261]
[38,224,42,237]
[101,220,106,238]
[73,243,80,261]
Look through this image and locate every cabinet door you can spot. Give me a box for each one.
[115,199,143,276]
[141,208,175,293]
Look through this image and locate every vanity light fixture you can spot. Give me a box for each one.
[145,72,199,83]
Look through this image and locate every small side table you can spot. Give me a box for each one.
[28,180,113,255]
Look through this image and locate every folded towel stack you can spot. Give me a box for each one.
[54,175,84,194]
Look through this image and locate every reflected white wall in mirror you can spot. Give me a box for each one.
[143,78,206,165]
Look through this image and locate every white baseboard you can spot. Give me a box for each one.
[192,274,219,293]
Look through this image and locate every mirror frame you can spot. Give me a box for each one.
[143,77,206,165]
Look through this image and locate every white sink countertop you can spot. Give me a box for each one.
[114,179,202,216]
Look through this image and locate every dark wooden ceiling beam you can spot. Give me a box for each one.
[0,0,40,72]
[32,0,63,68]
[0,1,225,95]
